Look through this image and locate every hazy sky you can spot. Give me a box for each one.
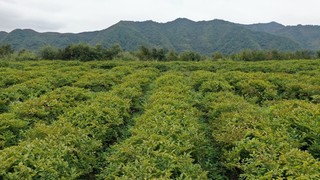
[1,0,320,33]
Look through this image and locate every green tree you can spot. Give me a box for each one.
[295,50,313,59]
[103,44,123,60]
[38,45,59,60]
[61,43,98,61]
[211,52,223,60]
[151,48,166,61]
[180,51,201,61]
[0,44,14,57]
[136,45,151,60]
[15,49,38,61]
[269,50,282,60]
[316,50,320,59]
[166,50,178,61]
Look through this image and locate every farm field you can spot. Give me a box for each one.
[0,59,320,179]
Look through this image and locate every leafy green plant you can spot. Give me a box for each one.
[0,121,101,179]
[0,59,319,179]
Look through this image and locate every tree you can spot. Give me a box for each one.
[211,52,223,60]
[269,50,281,60]
[136,45,151,60]
[166,50,178,61]
[151,48,166,61]
[0,44,14,57]
[180,51,201,61]
[38,45,59,60]
[104,44,123,60]
[316,50,320,59]
[15,49,38,61]
[295,50,313,59]
[61,43,98,61]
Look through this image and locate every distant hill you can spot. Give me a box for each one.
[244,22,285,34]
[245,23,320,50]
[0,31,8,41]
[0,18,314,54]
[83,18,300,54]
[0,29,83,50]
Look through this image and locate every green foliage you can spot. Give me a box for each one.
[235,79,277,104]
[38,45,59,60]
[166,50,179,61]
[136,45,151,60]
[0,77,55,107]
[1,19,304,55]
[15,50,38,61]
[62,93,130,142]
[0,44,14,57]
[72,71,119,92]
[99,72,210,179]
[0,121,102,179]
[115,51,139,61]
[0,68,33,88]
[180,51,202,61]
[0,113,28,149]
[0,59,319,179]
[37,43,123,61]
[103,43,123,60]
[212,52,224,60]
[199,80,233,93]
[61,43,99,61]
[12,86,91,124]
[3,41,320,62]
[136,46,167,61]
[229,49,318,61]
[247,23,320,51]
[317,50,320,58]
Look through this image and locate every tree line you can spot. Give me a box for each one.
[1,43,320,61]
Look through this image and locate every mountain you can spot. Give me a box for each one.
[0,29,84,50]
[0,18,305,54]
[245,22,285,34]
[0,31,8,41]
[245,23,320,50]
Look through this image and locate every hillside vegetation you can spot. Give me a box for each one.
[245,22,320,50]
[1,18,315,54]
[1,43,319,62]
[0,59,319,179]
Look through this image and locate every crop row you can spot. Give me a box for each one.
[0,60,319,179]
[0,67,159,179]
[190,70,320,179]
[99,72,219,179]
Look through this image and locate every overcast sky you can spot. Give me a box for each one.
[1,0,320,33]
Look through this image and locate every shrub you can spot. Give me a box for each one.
[0,121,101,179]
[38,45,59,60]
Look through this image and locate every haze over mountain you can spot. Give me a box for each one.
[1,18,320,54]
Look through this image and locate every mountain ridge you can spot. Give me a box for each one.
[243,22,320,51]
[1,18,320,54]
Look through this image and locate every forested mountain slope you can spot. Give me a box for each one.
[245,22,320,50]
[0,18,303,54]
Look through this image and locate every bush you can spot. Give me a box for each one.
[212,52,224,60]
[235,79,278,104]
[99,73,210,179]
[61,43,99,61]
[38,45,59,60]
[115,51,139,61]
[14,50,38,61]
[180,51,202,61]
[12,86,91,124]
[0,44,14,58]
[0,121,101,179]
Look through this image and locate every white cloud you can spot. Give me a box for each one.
[0,0,320,32]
